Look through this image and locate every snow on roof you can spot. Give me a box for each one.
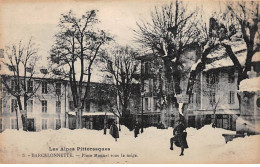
[203,40,259,71]
[191,59,201,71]
[239,77,260,92]
[205,50,246,71]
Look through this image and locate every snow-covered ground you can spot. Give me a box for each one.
[0,125,259,164]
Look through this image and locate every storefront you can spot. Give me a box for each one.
[68,112,116,130]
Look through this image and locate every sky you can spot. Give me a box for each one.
[0,0,224,81]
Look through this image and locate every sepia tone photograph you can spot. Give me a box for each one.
[0,0,259,164]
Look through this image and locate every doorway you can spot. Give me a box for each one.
[27,119,35,131]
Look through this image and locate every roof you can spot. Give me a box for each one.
[239,77,260,92]
[204,40,259,71]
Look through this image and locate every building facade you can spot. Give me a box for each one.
[0,71,142,132]
[137,46,260,131]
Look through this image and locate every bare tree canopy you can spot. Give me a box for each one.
[101,45,139,126]
[50,10,112,129]
[1,38,46,131]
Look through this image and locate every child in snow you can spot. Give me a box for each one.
[110,120,119,141]
[170,119,189,156]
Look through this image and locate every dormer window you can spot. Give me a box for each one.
[40,68,48,74]
[0,49,4,58]
[51,54,60,64]
[26,67,32,73]
[53,69,62,75]
[8,65,16,71]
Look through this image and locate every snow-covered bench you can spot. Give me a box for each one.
[222,134,245,143]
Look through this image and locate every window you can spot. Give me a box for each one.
[228,71,235,83]
[144,80,149,93]
[144,98,148,110]
[11,80,18,91]
[0,118,2,132]
[190,94,194,103]
[228,91,235,104]
[26,67,32,73]
[196,93,200,104]
[56,119,61,130]
[27,80,33,93]
[11,118,17,129]
[42,119,47,130]
[0,49,4,58]
[256,97,260,109]
[40,68,48,74]
[206,72,219,84]
[11,99,17,113]
[149,79,153,93]
[56,83,61,95]
[42,100,47,113]
[56,101,61,113]
[0,77,2,91]
[69,101,75,110]
[27,100,33,112]
[85,101,90,112]
[153,97,157,111]
[144,62,150,75]
[209,91,216,104]
[9,65,16,71]
[42,82,48,94]
[0,98,2,117]
[153,77,158,93]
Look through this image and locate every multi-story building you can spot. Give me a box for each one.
[137,42,260,131]
[136,45,200,128]
[188,49,260,130]
[0,65,140,132]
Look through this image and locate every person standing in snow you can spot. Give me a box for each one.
[170,119,189,156]
[110,120,119,141]
[134,121,140,138]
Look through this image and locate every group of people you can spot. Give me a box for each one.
[108,120,140,142]
[109,119,188,156]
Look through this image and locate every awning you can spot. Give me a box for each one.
[68,112,76,116]
[83,112,115,116]
[67,111,115,116]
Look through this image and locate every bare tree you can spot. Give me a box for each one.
[101,45,139,129]
[50,10,112,129]
[1,38,45,131]
[134,0,215,122]
[188,1,259,111]
[223,1,259,86]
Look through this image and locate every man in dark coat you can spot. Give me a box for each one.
[170,120,189,156]
[110,121,119,141]
[134,122,140,138]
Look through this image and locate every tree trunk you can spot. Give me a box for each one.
[17,97,28,131]
[76,107,82,129]
[118,117,121,131]
[15,108,19,130]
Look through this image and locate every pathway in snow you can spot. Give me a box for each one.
[0,125,259,163]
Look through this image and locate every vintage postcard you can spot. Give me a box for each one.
[0,0,259,164]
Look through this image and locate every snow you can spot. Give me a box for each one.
[239,77,260,92]
[203,40,258,71]
[191,60,201,71]
[178,103,184,116]
[0,125,259,163]
[68,112,76,116]
[205,51,246,71]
